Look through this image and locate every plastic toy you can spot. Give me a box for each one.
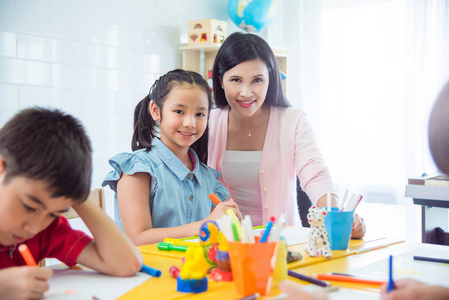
[177,246,209,293]
[304,206,333,258]
[209,232,233,281]
[199,221,219,269]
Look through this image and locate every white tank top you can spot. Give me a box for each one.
[222,150,263,226]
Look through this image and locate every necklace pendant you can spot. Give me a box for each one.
[248,132,252,137]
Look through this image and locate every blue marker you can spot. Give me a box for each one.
[141,263,161,277]
[387,255,395,293]
[259,216,275,243]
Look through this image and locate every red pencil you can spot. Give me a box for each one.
[315,273,386,286]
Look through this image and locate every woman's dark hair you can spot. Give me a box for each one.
[0,108,92,203]
[212,32,291,108]
[132,69,212,163]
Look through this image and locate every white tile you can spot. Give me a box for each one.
[142,29,179,54]
[108,113,133,137]
[0,110,18,128]
[108,135,132,157]
[0,84,19,110]
[107,24,143,49]
[50,39,80,64]
[19,85,53,108]
[0,31,16,57]
[19,35,81,65]
[50,14,80,40]
[51,0,79,16]
[16,0,52,9]
[80,44,108,68]
[91,136,110,160]
[80,90,109,113]
[108,69,154,93]
[106,47,144,71]
[17,34,51,61]
[0,4,50,35]
[51,88,81,114]
[79,67,108,90]
[51,64,80,88]
[80,19,108,45]
[80,0,132,26]
[107,91,140,114]
[141,53,160,73]
[0,57,51,85]
[81,112,109,137]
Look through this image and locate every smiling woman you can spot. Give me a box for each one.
[208,32,366,237]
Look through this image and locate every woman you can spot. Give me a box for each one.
[208,32,365,238]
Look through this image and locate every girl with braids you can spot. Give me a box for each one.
[103,69,241,246]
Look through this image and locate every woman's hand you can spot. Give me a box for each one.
[350,213,366,239]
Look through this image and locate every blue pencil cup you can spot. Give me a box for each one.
[324,208,354,250]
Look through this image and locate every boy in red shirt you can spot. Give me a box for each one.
[0,108,142,299]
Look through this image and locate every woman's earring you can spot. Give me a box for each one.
[221,86,224,89]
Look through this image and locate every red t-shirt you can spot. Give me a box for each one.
[0,216,92,268]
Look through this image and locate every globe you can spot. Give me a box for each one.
[228,0,279,32]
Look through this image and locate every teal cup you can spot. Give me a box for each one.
[324,208,354,250]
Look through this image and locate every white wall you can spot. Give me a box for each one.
[0,0,229,217]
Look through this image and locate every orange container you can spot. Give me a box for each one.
[227,240,278,296]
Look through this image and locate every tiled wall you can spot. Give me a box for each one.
[0,0,232,216]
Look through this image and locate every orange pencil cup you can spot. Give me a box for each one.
[228,240,278,296]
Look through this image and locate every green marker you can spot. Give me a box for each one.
[157,242,188,252]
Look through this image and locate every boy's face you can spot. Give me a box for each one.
[0,161,73,246]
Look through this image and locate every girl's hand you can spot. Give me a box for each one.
[0,266,53,300]
[351,213,366,239]
[209,199,242,221]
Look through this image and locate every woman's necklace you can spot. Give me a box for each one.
[231,109,265,137]
[247,111,264,137]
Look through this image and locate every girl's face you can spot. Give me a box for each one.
[221,59,269,118]
[150,84,209,157]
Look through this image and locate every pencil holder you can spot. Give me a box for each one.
[324,208,354,250]
[227,240,278,296]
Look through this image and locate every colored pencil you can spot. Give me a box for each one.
[18,244,37,267]
[208,192,221,205]
[413,255,449,264]
[288,270,329,287]
[387,255,395,292]
[315,273,386,286]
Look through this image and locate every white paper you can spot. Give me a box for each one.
[45,268,151,300]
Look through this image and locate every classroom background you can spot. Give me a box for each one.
[1,0,448,245]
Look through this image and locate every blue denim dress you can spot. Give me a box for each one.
[102,138,229,229]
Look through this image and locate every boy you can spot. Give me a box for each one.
[0,108,142,299]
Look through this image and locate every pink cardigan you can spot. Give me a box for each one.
[208,106,336,227]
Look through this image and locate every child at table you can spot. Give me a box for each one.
[103,69,241,246]
[0,108,142,300]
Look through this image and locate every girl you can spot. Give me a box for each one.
[209,32,365,238]
[103,69,241,246]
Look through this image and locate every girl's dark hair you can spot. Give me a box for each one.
[0,108,92,203]
[132,69,212,163]
[213,32,291,108]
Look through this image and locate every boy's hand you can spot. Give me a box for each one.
[0,266,53,300]
[209,199,242,221]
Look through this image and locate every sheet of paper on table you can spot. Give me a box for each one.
[45,268,151,299]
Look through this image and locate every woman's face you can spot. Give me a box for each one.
[221,59,269,118]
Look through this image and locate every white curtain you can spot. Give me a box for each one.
[314,0,449,205]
